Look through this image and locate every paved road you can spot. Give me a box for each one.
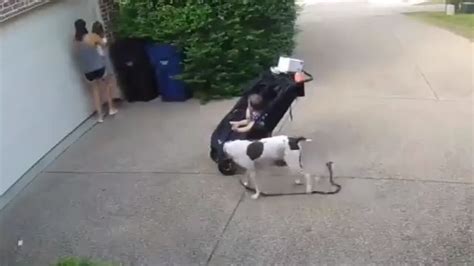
[1,2,472,265]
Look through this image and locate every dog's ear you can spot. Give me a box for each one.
[288,137,300,150]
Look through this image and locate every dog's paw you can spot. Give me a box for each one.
[251,193,260,200]
[306,185,312,194]
[294,179,303,185]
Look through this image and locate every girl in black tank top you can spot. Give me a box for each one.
[74,19,118,123]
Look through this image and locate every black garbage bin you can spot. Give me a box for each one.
[110,38,159,102]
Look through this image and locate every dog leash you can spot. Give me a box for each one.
[239,162,342,197]
[289,105,293,121]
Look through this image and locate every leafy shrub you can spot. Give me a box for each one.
[54,257,112,266]
[116,0,298,101]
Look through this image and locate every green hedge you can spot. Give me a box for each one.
[116,0,298,101]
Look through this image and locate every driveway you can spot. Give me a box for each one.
[1,2,472,265]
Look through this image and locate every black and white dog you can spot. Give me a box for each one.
[223,135,315,199]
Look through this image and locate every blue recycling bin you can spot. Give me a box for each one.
[146,43,190,102]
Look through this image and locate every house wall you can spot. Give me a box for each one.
[98,0,117,41]
[0,0,103,195]
[0,0,49,22]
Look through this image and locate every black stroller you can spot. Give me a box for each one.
[209,69,313,176]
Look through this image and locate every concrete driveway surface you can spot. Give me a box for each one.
[1,2,472,265]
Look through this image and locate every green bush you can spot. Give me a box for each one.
[116,0,298,102]
[54,257,112,266]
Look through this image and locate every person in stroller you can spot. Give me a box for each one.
[229,93,287,167]
[230,94,265,133]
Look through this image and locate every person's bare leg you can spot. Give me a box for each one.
[91,81,104,123]
[105,76,118,115]
[230,119,248,127]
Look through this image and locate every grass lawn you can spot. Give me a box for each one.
[54,257,114,266]
[406,12,474,40]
